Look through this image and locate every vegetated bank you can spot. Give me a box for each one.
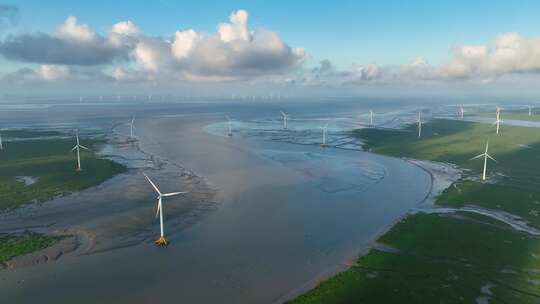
[291,119,540,303]
[0,129,127,264]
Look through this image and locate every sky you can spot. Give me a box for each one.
[2,0,540,99]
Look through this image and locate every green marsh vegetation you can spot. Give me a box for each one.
[291,213,540,303]
[356,119,540,226]
[0,129,127,210]
[292,119,540,303]
[0,233,64,264]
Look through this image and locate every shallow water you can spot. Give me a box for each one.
[0,101,431,303]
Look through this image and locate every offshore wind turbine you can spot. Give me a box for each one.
[319,123,329,147]
[129,116,136,140]
[494,107,502,134]
[71,129,90,171]
[529,105,533,117]
[280,111,289,129]
[226,115,233,136]
[143,173,186,247]
[459,105,465,120]
[470,140,497,181]
[0,131,3,150]
[369,110,374,126]
[417,111,423,138]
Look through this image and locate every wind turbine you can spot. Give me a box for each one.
[0,132,3,150]
[417,111,422,138]
[129,116,136,139]
[71,129,90,171]
[458,105,465,120]
[226,115,233,137]
[280,111,289,129]
[470,140,497,181]
[143,173,186,247]
[529,105,533,117]
[369,110,374,126]
[319,123,329,147]
[494,107,502,135]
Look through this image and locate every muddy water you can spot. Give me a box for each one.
[0,102,430,303]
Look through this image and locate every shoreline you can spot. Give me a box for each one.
[277,156,448,303]
[285,152,540,303]
[0,123,218,270]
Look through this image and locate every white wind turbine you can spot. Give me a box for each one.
[280,111,289,129]
[143,173,186,247]
[319,123,329,147]
[226,115,233,137]
[129,116,136,139]
[369,110,374,126]
[459,105,465,120]
[0,131,3,150]
[470,140,497,181]
[417,111,423,138]
[529,105,533,117]
[71,129,90,171]
[494,107,502,134]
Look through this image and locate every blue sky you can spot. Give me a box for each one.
[10,0,540,66]
[3,1,540,97]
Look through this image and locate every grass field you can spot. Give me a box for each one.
[291,119,540,303]
[0,129,127,209]
[0,233,63,264]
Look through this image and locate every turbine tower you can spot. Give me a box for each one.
[417,111,422,138]
[0,132,3,150]
[470,140,497,181]
[143,173,186,247]
[226,116,233,137]
[369,110,374,126]
[529,105,533,117]
[280,111,289,129]
[494,107,502,135]
[320,123,329,147]
[71,129,90,171]
[459,105,465,120]
[129,116,136,139]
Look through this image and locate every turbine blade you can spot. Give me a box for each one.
[71,145,77,151]
[162,191,187,197]
[470,153,484,160]
[486,154,497,162]
[155,200,161,219]
[143,173,162,195]
[79,144,90,151]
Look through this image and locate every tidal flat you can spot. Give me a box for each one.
[0,129,126,265]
